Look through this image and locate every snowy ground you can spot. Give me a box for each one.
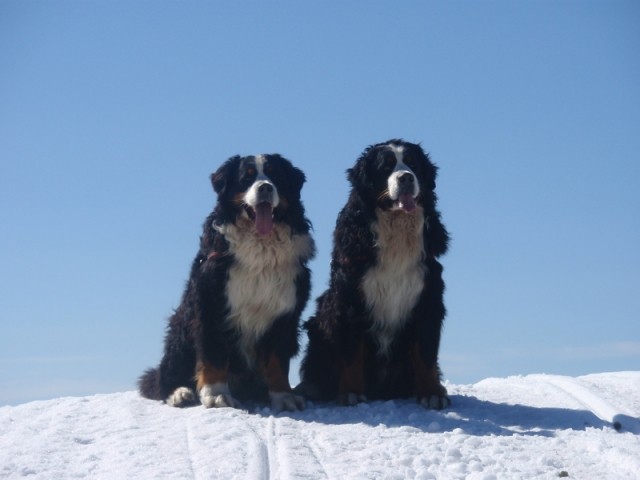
[1,372,638,480]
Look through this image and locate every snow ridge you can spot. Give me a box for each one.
[1,372,639,479]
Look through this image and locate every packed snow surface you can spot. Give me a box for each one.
[1,372,639,479]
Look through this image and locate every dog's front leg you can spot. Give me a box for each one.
[258,352,305,412]
[410,342,450,410]
[338,339,368,406]
[196,360,242,409]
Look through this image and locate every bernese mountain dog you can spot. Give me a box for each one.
[298,139,450,409]
[139,154,315,412]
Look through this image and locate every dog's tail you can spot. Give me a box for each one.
[138,367,163,400]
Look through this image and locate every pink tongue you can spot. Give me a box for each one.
[254,203,274,235]
[398,193,416,212]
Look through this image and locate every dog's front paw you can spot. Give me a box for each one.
[418,392,451,410]
[339,392,368,406]
[269,391,306,412]
[166,387,198,407]
[199,383,242,409]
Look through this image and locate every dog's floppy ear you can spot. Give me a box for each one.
[347,146,373,199]
[210,156,239,196]
[427,212,449,257]
[211,169,226,195]
[427,156,438,191]
[272,154,305,198]
[412,145,437,191]
[291,165,306,198]
[347,154,368,187]
[428,174,436,192]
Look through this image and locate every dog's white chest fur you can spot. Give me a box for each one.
[362,207,426,354]
[218,218,314,357]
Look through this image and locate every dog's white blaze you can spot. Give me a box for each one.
[255,154,266,174]
[218,218,315,363]
[362,207,426,355]
[389,144,404,162]
[386,145,419,201]
[243,155,280,208]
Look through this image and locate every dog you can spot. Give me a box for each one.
[139,154,315,412]
[298,139,450,409]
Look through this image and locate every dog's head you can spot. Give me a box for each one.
[211,154,306,235]
[348,139,438,213]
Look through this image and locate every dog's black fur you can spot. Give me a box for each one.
[298,139,450,408]
[139,154,315,411]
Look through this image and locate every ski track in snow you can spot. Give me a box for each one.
[1,372,639,479]
[531,374,639,432]
[266,416,278,480]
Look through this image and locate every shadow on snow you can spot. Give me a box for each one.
[255,394,636,436]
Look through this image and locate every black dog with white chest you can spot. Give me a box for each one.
[139,154,315,412]
[298,139,450,409]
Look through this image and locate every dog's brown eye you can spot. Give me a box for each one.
[384,156,395,168]
[265,164,279,181]
[246,166,256,177]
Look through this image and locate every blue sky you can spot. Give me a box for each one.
[1,1,638,405]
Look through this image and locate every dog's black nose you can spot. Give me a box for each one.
[398,172,414,185]
[259,183,274,194]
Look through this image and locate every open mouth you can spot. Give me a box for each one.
[246,201,274,235]
[397,193,417,212]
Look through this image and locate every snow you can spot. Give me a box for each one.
[1,372,639,479]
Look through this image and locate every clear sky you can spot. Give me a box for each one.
[1,1,639,406]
